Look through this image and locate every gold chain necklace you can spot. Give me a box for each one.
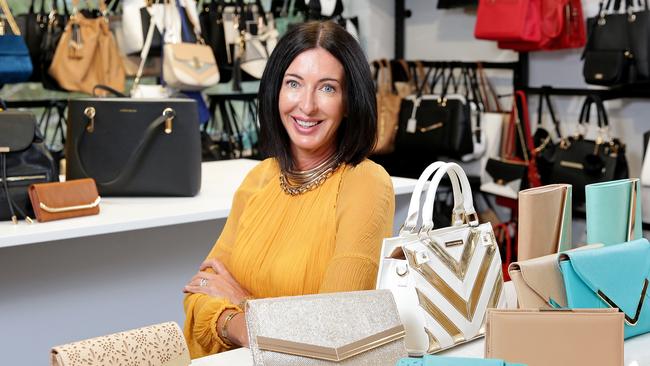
[279,154,342,196]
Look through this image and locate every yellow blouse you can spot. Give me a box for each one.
[183,158,395,358]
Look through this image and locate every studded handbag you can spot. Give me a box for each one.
[377,162,506,355]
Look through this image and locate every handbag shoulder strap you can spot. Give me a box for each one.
[133,5,159,89]
[537,87,562,137]
[0,0,21,35]
[73,107,177,188]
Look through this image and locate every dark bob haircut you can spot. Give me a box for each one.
[257,21,377,172]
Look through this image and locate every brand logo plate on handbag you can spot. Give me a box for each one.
[445,239,464,248]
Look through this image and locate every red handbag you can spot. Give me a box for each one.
[498,0,586,51]
[474,0,542,42]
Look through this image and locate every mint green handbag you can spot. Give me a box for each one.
[585,178,642,245]
[396,355,526,366]
[560,238,650,339]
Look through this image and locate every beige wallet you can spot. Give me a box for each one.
[486,309,624,366]
[508,244,603,309]
[517,184,572,260]
[50,322,190,366]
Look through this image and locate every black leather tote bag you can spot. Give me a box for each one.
[0,107,58,222]
[66,98,202,197]
[549,95,628,205]
[583,0,650,85]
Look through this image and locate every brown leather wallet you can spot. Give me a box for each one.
[28,178,101,222]
[486,308,624,366]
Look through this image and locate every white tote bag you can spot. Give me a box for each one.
[377,162,506,355]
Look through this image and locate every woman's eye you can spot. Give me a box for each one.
[286,80,300,88]
[321,84,335,93]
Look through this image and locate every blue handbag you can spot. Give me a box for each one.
[397,355,526,366]
[0,0,33,85]
[586,178,642,246]
[559,238,650,339]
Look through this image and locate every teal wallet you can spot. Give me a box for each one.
[560,238,650,339]
[396,355,527,366]
[585,178,642,246]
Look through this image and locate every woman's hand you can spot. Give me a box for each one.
[183,258,251,305]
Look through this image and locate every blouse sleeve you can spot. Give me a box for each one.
[318,161,395,293]
[183,160,275,358]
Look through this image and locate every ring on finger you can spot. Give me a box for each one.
[199,278,208,287]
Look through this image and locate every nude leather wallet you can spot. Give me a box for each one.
[508,244,603,309]
[485,309,624,366]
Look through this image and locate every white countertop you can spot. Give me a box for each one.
[0,159,418,249]
[191,282,650,366]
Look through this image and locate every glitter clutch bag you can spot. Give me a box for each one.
[245,290,408,365]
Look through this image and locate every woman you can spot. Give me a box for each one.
[183,21,394,357]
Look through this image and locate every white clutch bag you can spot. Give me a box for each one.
[377,162,506,355]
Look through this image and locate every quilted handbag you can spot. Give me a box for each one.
[560,238,650,339]
[397,355,526,366]
[377,162,506,355]
[586,178,643,246]
[0,0,33,85]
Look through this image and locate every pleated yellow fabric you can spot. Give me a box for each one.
[183,158,395,358]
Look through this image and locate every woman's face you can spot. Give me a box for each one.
[278,48,346,165]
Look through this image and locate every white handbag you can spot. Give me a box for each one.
[376,162,506,355]
[116,0,200,56]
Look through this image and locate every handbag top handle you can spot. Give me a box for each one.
[0,0,21,36]
[537,87,562,138]
[477,63,503,113]
[401,161,465,234]
[421,162,478,232]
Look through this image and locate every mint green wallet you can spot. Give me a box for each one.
[585,178,642,245]
[396,355,527,366]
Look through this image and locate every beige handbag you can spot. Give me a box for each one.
[517,184,572,260]
[50,322,190,366]
[508,244,603,309]
[163,42,220,90]
[486,309,624,366]
[373,59,404,155]
[246,290,407,365]
[48,0,125,95]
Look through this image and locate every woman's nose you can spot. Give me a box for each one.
[299,90,318,115]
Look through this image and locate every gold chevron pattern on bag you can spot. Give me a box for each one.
[405,226,505,353]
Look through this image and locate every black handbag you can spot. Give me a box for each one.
[549,95,628,205]
[40,0,69,91]
[394,67,474,159]
[533,89,563,184]
[66,98,202,197]
[583,0,650,85]
[0,105,58,222]
[200,0,233,83]
[16,0,48,82]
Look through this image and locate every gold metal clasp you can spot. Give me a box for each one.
[163,108,175,134]
[84,107,96,133]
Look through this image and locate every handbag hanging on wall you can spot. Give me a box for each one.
[0,0,34,85]
[48,0,125,95]
[583,0,650,85]
[549,95,628,206]
[498,0,586,51]
[533,89,563,184]
[394,67,474,160]
[481,91,541,200]
[474,0,542,42]
[373,59,405,155]
[15,0,48,82]
[39,0,70,91]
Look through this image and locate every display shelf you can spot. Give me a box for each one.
[0,159,418,249]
